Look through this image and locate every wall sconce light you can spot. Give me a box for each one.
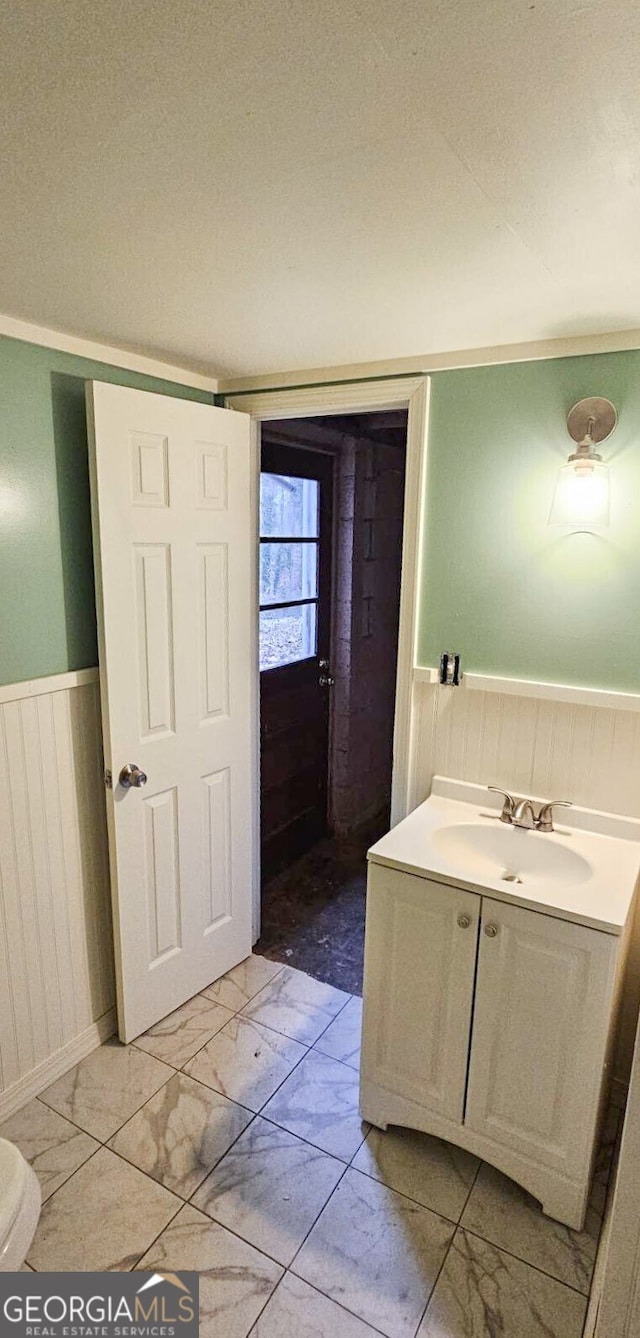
[548,397,617,529]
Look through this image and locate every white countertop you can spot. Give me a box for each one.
[368,777,640,935]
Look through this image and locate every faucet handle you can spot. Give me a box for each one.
[536,800,572,832]
[487,786,516,823]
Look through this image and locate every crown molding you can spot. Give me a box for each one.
[0,312,219,393]
[219,327,640,395]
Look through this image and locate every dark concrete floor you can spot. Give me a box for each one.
[256,825,385,995]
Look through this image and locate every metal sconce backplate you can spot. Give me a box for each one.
[567,397,617,445]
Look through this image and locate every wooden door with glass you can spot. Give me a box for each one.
[259,437,334,878]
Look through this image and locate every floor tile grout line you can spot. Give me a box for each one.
[28,1151,100,1209]
[246,1269,390,1338]
[246,1107,366,1165]
[178,1013,311,1077]
[244,1272,287,1337]
[38,1058,178,1145]
[342,1161,460,1229]
[237,999,353,1052]
[25,1142,106,1269]
[105,1065,257,1158]
[128,955,293,1076]
[27,1019,356,1177]
[31,958,350,1142]
[245,961,352,1007]
[129,994,256,1074]
[308,990,356,1044]
[177,984,352,1073]
[104,1103,258,1203]
[182,1021,316,1117]
[44,1109,272,1268]
[30,1051,481,1260]
[458,1156,482,1222]
[346,1132,481,1222]
[200,957,286,1007]
[9,956,321,1141]
[24,1094,107,1147]
[287,1157,352,1272]
[258,1034,363,1082]
[459,1222,594,1298]
[128,1010,234,1071]
[29,1128,595,1301]
[283,1156,461,1335]
[411,1221,458,1338]
[127,1194,191,1276]
[164,1189,290,1275]
[409,1163,489,1338]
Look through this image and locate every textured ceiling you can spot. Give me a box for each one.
[1,0,639,376]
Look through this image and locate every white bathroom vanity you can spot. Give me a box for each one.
[360,778,640,1229]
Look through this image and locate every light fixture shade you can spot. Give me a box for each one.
[548,458,610,528]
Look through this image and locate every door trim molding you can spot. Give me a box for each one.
[226,376,431,934]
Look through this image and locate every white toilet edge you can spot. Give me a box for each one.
[0,1164,41,1272]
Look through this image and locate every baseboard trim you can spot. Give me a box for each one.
[0,1010,117,1122]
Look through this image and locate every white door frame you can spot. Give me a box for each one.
[225,376,431,940]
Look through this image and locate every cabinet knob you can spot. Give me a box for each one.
[484,923,499,938]
[457,913,471,929]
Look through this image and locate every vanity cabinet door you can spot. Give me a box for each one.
[361,865,480,1123]
[465,898,617,1180]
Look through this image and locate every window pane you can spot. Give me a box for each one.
[260,472,319,537]
[260,542,318,606]
[259,603,317,670]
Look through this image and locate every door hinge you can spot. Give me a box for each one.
[104,769,113,789]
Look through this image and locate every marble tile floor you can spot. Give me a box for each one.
[1,952,619,1338]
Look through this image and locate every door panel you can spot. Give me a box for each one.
[260,439,333,877]
[465,898,617,1178]
[361,865,480,1122]
[87,382,254,1041]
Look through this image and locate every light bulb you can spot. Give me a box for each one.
[548,458,610,528]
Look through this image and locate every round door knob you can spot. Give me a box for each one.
[319,674,335,687]
[119,763,148,789]
[457,913,471,929]
[484,923,499,938]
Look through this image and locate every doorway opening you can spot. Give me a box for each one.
[255,410,408,993]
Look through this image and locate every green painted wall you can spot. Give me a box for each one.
[3,334,639,694]
[419,350,640,691]
[0,336,212,686]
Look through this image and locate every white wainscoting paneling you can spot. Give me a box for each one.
[410,680,640,818]
[0,671,115,1119]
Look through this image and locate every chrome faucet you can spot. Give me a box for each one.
[512,798,537,830]
[488,787,572,833]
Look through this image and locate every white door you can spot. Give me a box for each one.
[465,898,617,1180]
[87,381,255,1042]
[360,865,480,1122]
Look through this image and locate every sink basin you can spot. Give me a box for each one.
[430,822,592,888]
